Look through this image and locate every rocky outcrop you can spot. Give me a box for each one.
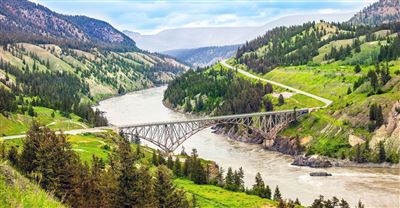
[371,101,400,152]
[211,125,265,144]
[265,136,303,156]
[292,155,333,168]
[310,172,332,176]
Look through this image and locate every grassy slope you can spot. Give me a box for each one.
[0,106,86,136]
[0,162,64,208]
[175,178,276,208]
[2,132,277,208]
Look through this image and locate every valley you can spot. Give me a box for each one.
[1,0,400,207]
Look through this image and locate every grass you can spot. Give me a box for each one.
[0,161,64,208]
[0,106,86,137]
[174,178,276,208]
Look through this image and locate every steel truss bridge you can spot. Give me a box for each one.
[118,108,309,153]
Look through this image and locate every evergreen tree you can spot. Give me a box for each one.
[252,172,270,198]
[7,146,18,166]
[152,150,159,166]
[167,155,174,170]
[354,65,361,73]
[233,167,244,191]
[173,157,182,177]
[278,94,284,105]
[273,186,282,200]
[155,165,189,208]
[224,167,234,191]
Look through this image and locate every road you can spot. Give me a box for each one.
[0,126,116,140]
[220,59,333,108]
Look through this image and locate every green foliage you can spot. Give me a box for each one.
[0,162,64,208]
[164,64,272,115]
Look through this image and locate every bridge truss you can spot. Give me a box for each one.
[119,108,309,153]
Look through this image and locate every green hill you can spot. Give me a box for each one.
[165,21,400,164]
[0,162,64,208]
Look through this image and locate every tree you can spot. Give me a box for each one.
[354,64,361,73]
[273,186,282,200]
[264,97,273,111]
[378,141,386,163]
[154,165,189,208]
[278,94,284,106]
[347,87,352,95]
[167,155,174,170]
[173,157,182,177]
[152,150,159,166]
[233,167,244,191]
[251,172,271,199]
[28,105,35,117]
[7,146,18,166]
[225,167,234,191]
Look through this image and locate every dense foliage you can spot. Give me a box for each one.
[236,21,400,74]
[164,65,273,115]
[6,124,190,207]
[0,57,107,126]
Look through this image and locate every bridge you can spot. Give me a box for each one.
[119,108,309,153]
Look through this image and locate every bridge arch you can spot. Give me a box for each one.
[119,109,308,153]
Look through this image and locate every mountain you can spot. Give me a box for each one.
[348,0,400,25]
[162,45,240,67]
[0,0,136,50]
[124,13,354,52]
[0,0,187,131]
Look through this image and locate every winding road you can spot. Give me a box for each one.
[220,59,333,108]
[2,61,332,140]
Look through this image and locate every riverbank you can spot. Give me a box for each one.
[97,86,400,208]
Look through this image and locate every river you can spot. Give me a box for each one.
[97,86,400,207]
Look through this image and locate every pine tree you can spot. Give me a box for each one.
[173,157,182,177]
[7,146,18,166]
[152,150,159,166]
[115,138,140,207]
[225,167,234,191]
[233,167,244,191]
[155,165,189,208]
[252,172,270,198]
[167,155,174,170]
[278,94,284,105]
[354,65,362,73]
[273,186,282,200]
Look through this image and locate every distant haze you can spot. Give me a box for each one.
[124,13,354,52]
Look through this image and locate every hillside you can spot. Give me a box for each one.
[0,0,187,137]
[348,0,400,25]
[165,20,400,164]
[0,0,135,50]
[0,162,64,208]
[162,45,239,67]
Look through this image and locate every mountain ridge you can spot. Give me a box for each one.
[0,0,136,51]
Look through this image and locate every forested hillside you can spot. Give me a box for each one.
[166,20,400,164]
[0,0,136,50]
[0,0,187,136]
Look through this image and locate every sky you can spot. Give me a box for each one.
[32,0,374,34]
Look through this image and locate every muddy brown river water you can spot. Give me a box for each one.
[97,86,400,208]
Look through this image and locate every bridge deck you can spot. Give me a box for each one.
[118,108,309,128]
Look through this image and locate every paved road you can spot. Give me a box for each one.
[220,60,333,108]
[0,126,116,140]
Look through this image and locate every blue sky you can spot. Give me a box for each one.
[33,0,374,34]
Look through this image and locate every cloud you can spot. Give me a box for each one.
[35,0,370,34]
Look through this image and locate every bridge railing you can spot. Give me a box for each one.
[118,108,309,128]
